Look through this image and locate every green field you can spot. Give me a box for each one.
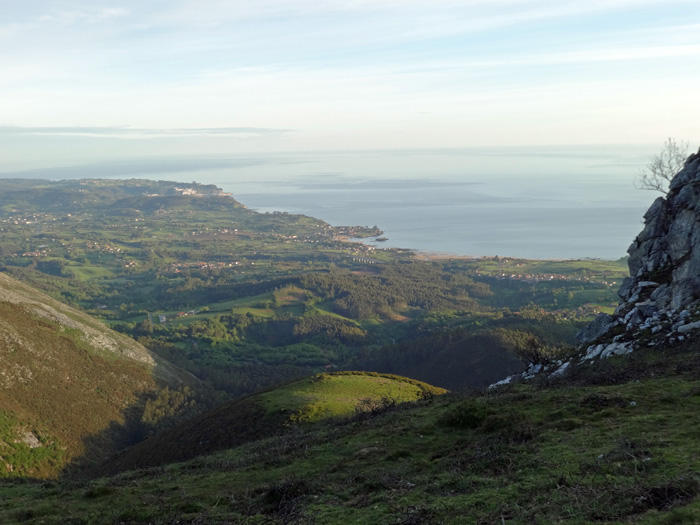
[259,371,447,424]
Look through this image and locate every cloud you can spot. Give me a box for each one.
[1,0,698,150]
[0,156,278,180]
[162,0,672,38]
[37,7,129,25]
[0,126,294,138]
[388,43,700,74]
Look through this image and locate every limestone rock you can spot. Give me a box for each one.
[492,146,700,384]
[550,361,570,377]
[576,313,614,343]
[577,144,700,362]
[617,277,635,300]
[677,320,700,334]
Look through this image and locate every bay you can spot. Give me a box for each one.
[213,146,656,260]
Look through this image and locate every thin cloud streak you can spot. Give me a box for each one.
[0,156,279,180]
[0,126,294,138]
[385,44,700,74]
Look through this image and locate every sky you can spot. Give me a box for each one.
[2,0,700,169]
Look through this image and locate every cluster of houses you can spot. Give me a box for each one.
[487,272,617,286]
[271,231,334,244]
[348,243,376,254]
[350,257,381,265]
[485,272,617,287]
[21,247,51,257]
[183,227,241,237]
[0,212,57,226]
[85,241,123,254]
[168,261,241,273]
[158,310,200,324]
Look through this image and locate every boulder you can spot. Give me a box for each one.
[617,277,635,300]
[677,320,700,334]
[576,313,614,343]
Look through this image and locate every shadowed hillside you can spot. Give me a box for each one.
[0,272,200,478]
[4,341,700,523]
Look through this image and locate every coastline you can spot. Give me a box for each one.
[335,233,621,263]
[413,251,479,261]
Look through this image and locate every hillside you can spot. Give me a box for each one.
[93,371,446,475]
[2,341,700,523]
[1,152,696,521]
[0,272,199,478]
[0,178,235,214]
[0,174,682,520]
[2,156,700,520]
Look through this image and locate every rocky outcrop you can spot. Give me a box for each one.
[576,312,614,343]
[491,146,700,388]
[578,146,700,356]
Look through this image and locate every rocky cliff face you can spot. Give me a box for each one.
[492,146,700,387]
[577,146,700,360]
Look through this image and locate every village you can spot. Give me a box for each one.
[489,271,618,287]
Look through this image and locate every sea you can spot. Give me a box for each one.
[5,145,661,260]
[173,145,657,260]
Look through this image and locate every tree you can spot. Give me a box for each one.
[637,138,689,194]
[134,317,153,336]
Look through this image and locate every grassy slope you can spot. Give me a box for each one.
[0,273,193,385]
[4,343,700,523]
[395,332,529,390]
[0,301,156,477]
[259,371,447,424]
[92,372,446,476]
[0,273,198,478]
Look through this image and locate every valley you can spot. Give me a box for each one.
[3,1,697,522]
[2,176,697,523]
[0,179,624,398]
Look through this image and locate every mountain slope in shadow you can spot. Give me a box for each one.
[0,272,198,478]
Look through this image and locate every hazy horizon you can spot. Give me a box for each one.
[2,1,700,166]
[3,1,698,258]
[0,145,660,260]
